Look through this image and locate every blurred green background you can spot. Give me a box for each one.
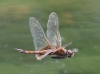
[0,0,100,74]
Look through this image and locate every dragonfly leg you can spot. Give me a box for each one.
[63,42,72,48]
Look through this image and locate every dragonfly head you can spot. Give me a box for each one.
[66,49,74,58]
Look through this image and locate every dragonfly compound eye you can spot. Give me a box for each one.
[66,50,74,58]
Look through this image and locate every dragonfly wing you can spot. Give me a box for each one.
[36,49,53,60]
[29,17,50,50]
[47,12,61,48]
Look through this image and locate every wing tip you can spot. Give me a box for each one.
[29,17,36,20]
[51,12,56,14]
[50,12,57,17]
[29,17,37,24]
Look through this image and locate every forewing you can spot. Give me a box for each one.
[29,17,49,50]
[47,12,61,48]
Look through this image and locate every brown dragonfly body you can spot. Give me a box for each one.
[16,12,74,60]
[36,45,66,56]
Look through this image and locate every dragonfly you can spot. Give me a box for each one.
[16,12,74,60]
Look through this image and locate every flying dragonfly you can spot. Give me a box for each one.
[16,12,74,60]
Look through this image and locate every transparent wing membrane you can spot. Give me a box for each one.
[47,12,61,47]
[29,17,50,50]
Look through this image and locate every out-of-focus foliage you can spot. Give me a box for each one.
[0,0,100,74]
